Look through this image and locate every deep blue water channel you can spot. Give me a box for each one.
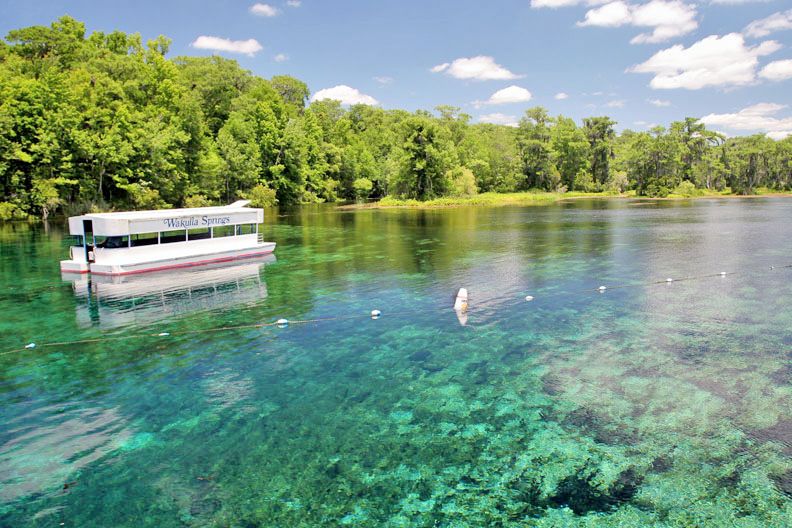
[0,198,791,527]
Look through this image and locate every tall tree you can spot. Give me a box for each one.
[727,135,772,195]
[517,107,557,190]
[551,116,589,191]
[624,127,683,197]
[583,116,616,186]
[174,56,252,136]
[270,75,310,111]
[393,115,454,199]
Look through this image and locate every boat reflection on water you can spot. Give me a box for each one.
[62,255,276,329]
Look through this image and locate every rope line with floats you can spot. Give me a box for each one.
[3,263,790,357]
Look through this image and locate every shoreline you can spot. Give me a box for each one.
[338,190,792,210]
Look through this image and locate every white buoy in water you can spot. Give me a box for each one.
[720,271,727,276]
[666,278,673,283]
[525,295,534,302]
[24,343,36,349]
[598,285,607,292]
[371,309,382,319]
[454,288,469,312]
[276,318,289,328]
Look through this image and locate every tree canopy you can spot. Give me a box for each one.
[1,17,791,220]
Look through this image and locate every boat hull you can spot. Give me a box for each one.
[61,243,276,276]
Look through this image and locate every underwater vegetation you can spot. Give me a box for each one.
[0,199,791,526]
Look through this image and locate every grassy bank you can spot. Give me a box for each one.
[340,188,792,210]
[340,191,614,210]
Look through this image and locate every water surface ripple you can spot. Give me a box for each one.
[0,198,791,526]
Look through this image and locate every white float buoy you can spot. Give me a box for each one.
[158,332,170,337]
[371,309,382,319]
[24,343,36,349]
[276,318,289,328]
[666,278,673,283]
[720,271,727,276]
[598,285,607,292]
[454,288,469,312]
[525,295,534,302]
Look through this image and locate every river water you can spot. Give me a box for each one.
[0,198,790,526]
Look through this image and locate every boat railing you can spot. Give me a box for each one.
[257,233,265,244]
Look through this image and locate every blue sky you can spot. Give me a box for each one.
[2,0,792,137]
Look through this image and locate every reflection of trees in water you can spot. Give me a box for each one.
[265,201,619,291]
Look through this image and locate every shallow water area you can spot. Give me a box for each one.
[1,198,791,527]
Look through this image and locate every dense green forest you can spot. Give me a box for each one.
[1,17,792,220]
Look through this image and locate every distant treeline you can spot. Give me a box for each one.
[1,17,791,220]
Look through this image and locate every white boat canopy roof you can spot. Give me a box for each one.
[68,201,264,236]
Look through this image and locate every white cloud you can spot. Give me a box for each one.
[578,1,632,27]
[274,53,288,62]
[745,10,792,39]
[191,36,263,56]
[250,3,279,16]
[631,1,698,44]
[430,56,522,80]
[477,85,533,106]
[555,92,569,100]
[479,113,519,127]
[373,76,394,85]
[578,0,698,44]
[287,0,301,6]
[605,99,626,108]
[767,131,791,140]
[648,98,671,106]
[311,85,379,106]
[759,59,792,81]
[701,103,792,139]
[629,33,781,89]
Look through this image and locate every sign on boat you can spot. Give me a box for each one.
[60,200,276,276]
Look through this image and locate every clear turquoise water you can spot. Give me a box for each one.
[0,198,790,527]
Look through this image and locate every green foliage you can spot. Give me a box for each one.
[672,180,702,197]
[173,56,252,135]
[727,135,774,195]
[0,17,790,220]
[118,182,169,209]
[352,177,373,200]
[31,176,75,219]
[517,107,557,190]
[584,116,616,185]
[270,75,309,110]
[392,116,454,200]
[551,116,589,191]
[574,169,599,193]
[183,194,212,208]
[244,183,278,208]
[0,201,25,220]
[448,166,478,197]
[606,171,629,193]
[623,127,684,197]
